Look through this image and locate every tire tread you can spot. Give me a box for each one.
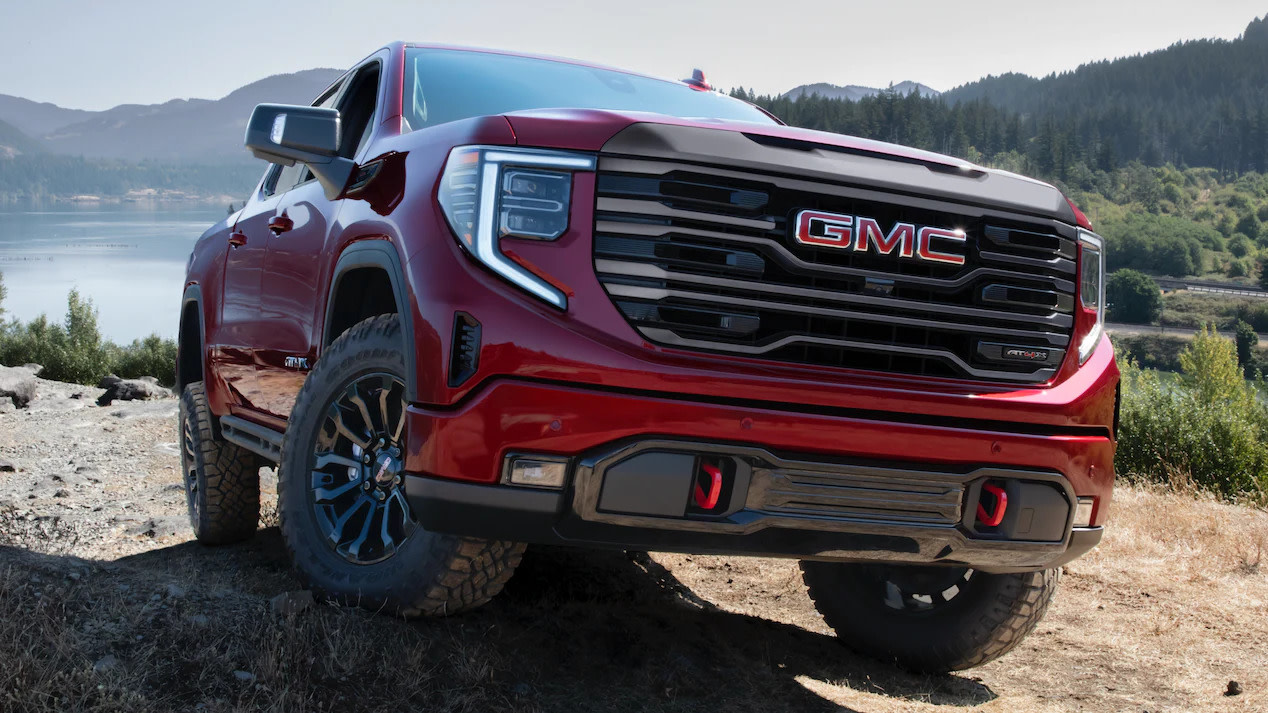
[278,314,523,618]
[180,382,261,544]
[801,563,1060,672]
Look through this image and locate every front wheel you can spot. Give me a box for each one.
[277,314,524,617]
[800,561,1060,672]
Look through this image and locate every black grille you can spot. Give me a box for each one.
[593,157,1078,384]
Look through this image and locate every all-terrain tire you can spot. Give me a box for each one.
[179,382,262,544]
[800,562,1060,672]
[277,314,525,617]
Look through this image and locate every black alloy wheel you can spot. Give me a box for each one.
[308,373,414,565]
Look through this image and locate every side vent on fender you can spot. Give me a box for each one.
[448,312,482,387]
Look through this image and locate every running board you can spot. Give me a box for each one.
[220,415,283,463]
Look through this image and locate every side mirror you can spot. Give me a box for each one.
[244,103,355,200]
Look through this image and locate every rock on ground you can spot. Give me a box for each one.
[0,365,39,408]
[269,590,314,617]
[97,375,172,406]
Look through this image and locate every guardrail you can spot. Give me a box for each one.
[1151,275,1268,299]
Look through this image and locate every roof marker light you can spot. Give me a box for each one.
[683,68,714,91]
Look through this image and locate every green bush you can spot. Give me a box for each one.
[1239,302,1268,332]
[1100,212,1211,276]
[0,290,111,384]
[0,289,177,386]
[1229,233,1254,257]
[1106,269,1162,323]
[1235,320,1260,377]
[110,335,178,385]
[1116,326,1268,502]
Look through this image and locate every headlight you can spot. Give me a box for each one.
[437,146,596,309]
[1077,229,1105,363]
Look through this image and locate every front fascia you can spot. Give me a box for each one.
[402,169,1119,433]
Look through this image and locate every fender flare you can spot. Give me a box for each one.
[322,240,418,400]
[178,284,204,389]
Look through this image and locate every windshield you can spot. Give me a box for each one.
[402,48,774,129]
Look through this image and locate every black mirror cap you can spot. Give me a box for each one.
[244,103,356,200]
[245,103,340,163]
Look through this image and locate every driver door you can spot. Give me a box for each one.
[216,162,301,413]
[255,61,382,419]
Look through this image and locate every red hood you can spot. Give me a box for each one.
[503,108,980,172]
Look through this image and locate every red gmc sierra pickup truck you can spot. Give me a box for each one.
[176,43,1118,672]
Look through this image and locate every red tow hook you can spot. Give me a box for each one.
[693,463,723,510]
[976,482,1008,527]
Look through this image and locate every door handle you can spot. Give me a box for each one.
[228,231,247,247]
[268,214,294,235]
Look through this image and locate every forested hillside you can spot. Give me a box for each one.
[736,17,1268,282]
[0,154,259,202]
[737,20,1268,181]
[945,17,1268,174]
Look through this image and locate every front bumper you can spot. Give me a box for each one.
[401,377,1114,572]
[406,473,1103,573]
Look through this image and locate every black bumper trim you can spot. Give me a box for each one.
[405,474,1099,573]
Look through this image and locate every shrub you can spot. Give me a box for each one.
[0,290,112,384]
[1106,269,1162,323]
[1116,327,1268,502]
[0,271,6,321]
[110,335,178,386]
[1229,233,1254,257]
[0,289,177,386]
[1235,320,1260,377]
[1100,212,1211,276]
[1237,212,1263,243]
[1239,302,1268,332]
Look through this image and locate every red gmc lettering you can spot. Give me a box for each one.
[794,209,965,266]
[854,217,916,258]
[794,211,853,247]
[916,226,967,266]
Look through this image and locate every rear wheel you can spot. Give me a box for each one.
[179,382,262,544]
[277,314,524,616]
[800,561,1060,672]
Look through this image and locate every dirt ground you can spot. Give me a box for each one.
[1,376,1266,712]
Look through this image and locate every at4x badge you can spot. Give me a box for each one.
[793,209,967,266]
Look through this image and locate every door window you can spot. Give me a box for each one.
[336,63,381,160]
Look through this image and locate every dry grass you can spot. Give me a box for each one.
[1,484,1265,712]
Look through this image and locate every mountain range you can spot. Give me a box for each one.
[781,81,939,102]
[0,69,341,163]
[1,15,1266,178]
[0,72,943,163]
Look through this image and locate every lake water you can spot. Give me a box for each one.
[0,203,225,342]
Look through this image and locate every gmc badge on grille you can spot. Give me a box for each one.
[793,209,967,266]
[1003,347,1050,362]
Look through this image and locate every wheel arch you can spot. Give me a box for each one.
[322,240,417,400]
[177,285,205,391]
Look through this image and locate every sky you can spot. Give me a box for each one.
[1,0,1263,111]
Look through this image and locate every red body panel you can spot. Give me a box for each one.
[182,43,1120,545]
